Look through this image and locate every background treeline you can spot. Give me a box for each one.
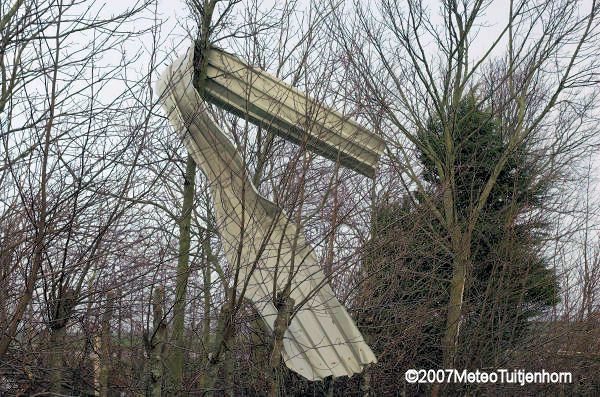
[1,0,599,396]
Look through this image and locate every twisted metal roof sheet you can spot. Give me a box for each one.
[156,46,377,381]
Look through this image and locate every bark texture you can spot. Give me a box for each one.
[268,294,294,397]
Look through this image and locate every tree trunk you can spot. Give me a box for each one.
[171,155,196,386]
[47,288,77,395]
[147,286,167,397]
[93,336,101,396]
[360,366,372,397]
[98,293,114,397]
[199,287,235,396]
[198,356,220,397]
[432,239,470,397]
[223,329,235,397]
[0,232,45,359]
[49,325,67,395]
[267,294,294,397]
[441,243,470,368]
[201,230,213,364]
[324,165,340,278]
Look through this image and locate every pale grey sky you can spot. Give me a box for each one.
[95,0,598,212]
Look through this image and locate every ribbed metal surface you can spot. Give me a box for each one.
[156,46,377,381]
[203,46,385,178]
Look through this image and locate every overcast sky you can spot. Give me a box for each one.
[95,0,598,212]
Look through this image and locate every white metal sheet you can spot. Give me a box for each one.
[203,46,385,178]
[156,46,377,381]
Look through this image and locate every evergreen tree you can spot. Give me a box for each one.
[361,95,559,373]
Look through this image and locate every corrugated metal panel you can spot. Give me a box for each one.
[203,46,385,178]
[156,46,377,381]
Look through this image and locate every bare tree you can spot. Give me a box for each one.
[333,0,599,387]
[2,1,599,396]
